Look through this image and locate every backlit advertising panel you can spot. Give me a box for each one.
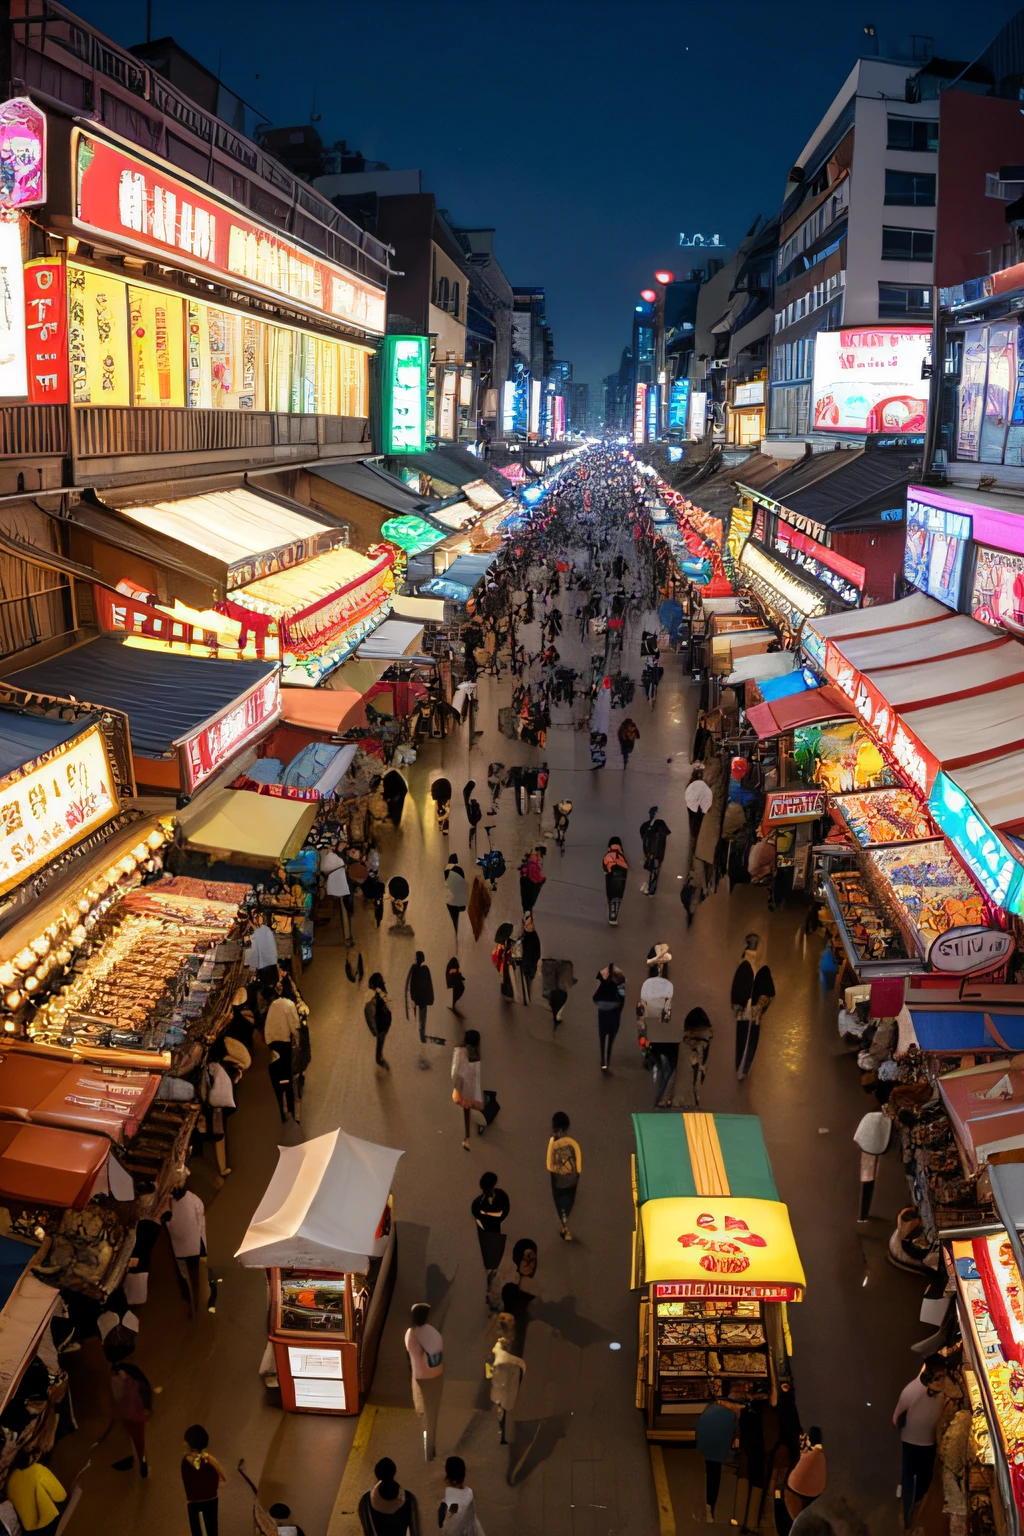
[0,724,119,896]
[633,383,647,444]
[646,383,659,440]
[903,492,970,609]
[381,335,428,454]
[0,218,27,398]
[24,256,65,403]
[668,378,690,429]
[971,545,1024,634]
[929,770,1024,914]
[0,99,45,210]
[180,673,280,792]
[811,327,930,435]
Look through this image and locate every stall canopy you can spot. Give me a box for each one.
[746,684,852,740]
[898,1005,1024,1055]
[0,1123,110,1208]
[178,788,317,863]
[357,620,425,661]
[803,591,950,652]
[0,1054,159,1143]
[0,1243,59,1414]
[771,447,922,535]
[280,686,365,736]
[310,461,436,515]
[420,552,495,596]
[726,651,799,686]
[428,502,478,532]
[634,1113,780,1203]
[939,1060,1024,1174]
[235,1127,403,1271]
[755,671,815,704]
[391,593,446,623]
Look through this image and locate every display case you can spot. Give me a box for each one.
[641,1285,772,1439]
[952,1235,1024,1534]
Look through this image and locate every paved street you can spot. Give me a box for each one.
[53,590,926,1536]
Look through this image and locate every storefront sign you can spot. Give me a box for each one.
[24,258,67,404]
[928,771,1024,913]
[811,327,930,434]
[776,521,865,593]
[740,543,828,620]
[0,99,45,210]
[668,378,690,429]
[903,492,970,609]
[73,130,386,335]
[646,383,659,441]
[734,380,764,407]
[633,383,647,444]
[761,789,826,831]
[0,218,26,398]
[971,545,1024,634]
[824,643,940,794]
[381,335,428,454]
[653,1280,802,1302]
[180,673,281,793]
[927,926,1013,974]
[0,724,119,896]
[529,378,541,438]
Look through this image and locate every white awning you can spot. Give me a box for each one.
[391,593,446,623]
[726,651,799,685]
[834,614,1006,674]
[235,1128,403,1271]
[115,487,331,567]
[429,501,478,531]
[803,592,950,646]
[357,620,424,659]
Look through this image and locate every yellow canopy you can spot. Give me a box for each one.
[231,547,384,619]
[179,789,317,863]
[640,1196,805,1296]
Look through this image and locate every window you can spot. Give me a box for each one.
[887,116,939,152]
[884,169,936,206]
[878,282,933,319]
[451,281,460,320]
[435,275,449,310]
[881,227,934,262]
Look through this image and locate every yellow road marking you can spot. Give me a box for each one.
[649,1444,676,1535]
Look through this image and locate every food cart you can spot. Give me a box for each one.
[236,1128,403,1415]
[631,1113,805,1443]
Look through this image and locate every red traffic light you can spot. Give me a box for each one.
[654,270,674,284]
[640,289,657,303]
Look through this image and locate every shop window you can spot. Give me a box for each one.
[881,227,934,262]
[887,116,938,152]
[435,275,450,311]
[878,282,932,319]
[128,287,186,407]
[884,169,936,206]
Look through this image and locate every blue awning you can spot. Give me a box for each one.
[756,670,816,704]
[0,712,90,781]
[907,1008,1024,1053]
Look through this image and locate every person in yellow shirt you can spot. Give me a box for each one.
[546,1111,582,1241]
[6,1452,66,1533]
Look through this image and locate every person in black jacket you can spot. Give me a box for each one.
[731,938,760,1074]
[364,974,392,1070]
[738,964,775,1082]
[518,913,541,1005]
[404,953,435,1044]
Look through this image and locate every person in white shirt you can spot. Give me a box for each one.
[404,1303,444,1461]
[264,987,300,1122]
[165,1187,212,1316]
[246,914,279,987]
[684,766,713,845]
[893,1361,945,1524]
[320,843,354,942]
[438,1457,485,1535]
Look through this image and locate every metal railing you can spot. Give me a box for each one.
[72,408,369,458]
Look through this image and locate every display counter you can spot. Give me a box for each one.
[830,787,937,848]
[952,1234,1024,1534]
[824,868,924,978]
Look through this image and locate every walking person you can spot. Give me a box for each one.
[602,837,629,925]
[546,1112,582,1240]
[444,855,469,939]
[639,806,671,896]
[472,1172,510,1305]
[358,1457,421,1536]
[731,940,759,1076]
[430,777,452,835]
[489,1321,526,1446]
[445,956,466,1015]
[320,842,355,944]
[165,1184,213,1318]
[695,1390,741,1523]
[685,763,713,846]
[264,981,300,1122]
[617,716,640,768]
[452,1030,484,1149]
[364,973,393,1071]
[404,1303,444,1462]
[518,846,546,913]
[894,1360,946,1527]
[683,1007,714,1107]
[593,961,626,1072]
[737,958,775,1082]
[637,971,675,1106]
[438,1457,484,1535]
[463,781,483,851]
[553,798,573,849]
[404,953,435,1044]
[180,1425,225,1536]
[381,768,409,827]
[109,1358,153,1477]
[518,913,541,1005]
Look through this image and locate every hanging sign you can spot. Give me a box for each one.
[381,335,428,454]
[0,98,46,210]
[24,258,67,404]
[927,926,1014,974]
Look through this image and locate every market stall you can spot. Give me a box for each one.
[631,1113,805,1444]
[236,1128,403,1415]
[830,787,938,847]
[177,790,318,868]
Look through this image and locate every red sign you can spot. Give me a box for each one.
[653,1281,802,1301]
[777,520,865,589]
[73,130,385,336]
[94,585,219,650]
[180,673,281,793]
[230,775,320,803]
[824,641,941,795]
[24,258,67,404]
[761,789,826,833]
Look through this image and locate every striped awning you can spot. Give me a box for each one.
[632,1112,780,1204]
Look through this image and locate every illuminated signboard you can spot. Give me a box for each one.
[928,771,1024,914]
[380,515,442,555]
[654,1280,802,1302]
[775,520,864,604]
[0,724,119,896]
[668,378,690,429]
[0,98,45,210]
[740,543,828,619]
[903,492,970,609]
[529,379,541,437]
[689,392,707,438]
[633,383,647,444]
[24,257,67,404]
[181,673,281,792]
[0,219,27,398]
[971,545,1024,634]
[761,789,826,831]
[646,383,659,440]
[73,130,386,335]
[501,380,515,434]
[811,327,931,435]
[381,335,428,455]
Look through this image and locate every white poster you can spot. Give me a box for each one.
[0,218,27,397]
[811,327,930,434]
[689,392,707,439]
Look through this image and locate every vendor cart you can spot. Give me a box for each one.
[631,1112,805,1443]
[236,1128,403,1415]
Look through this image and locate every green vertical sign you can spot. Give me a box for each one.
[382,334,429,454]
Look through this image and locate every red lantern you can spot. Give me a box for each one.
[654,270,674,285]
[640,289,657,303]
[731,757,749,781]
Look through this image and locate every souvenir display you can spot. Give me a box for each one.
[867,841,987,949]
[827,869,910,965]
[832,787,937,848]
[953,1236,1024,1525]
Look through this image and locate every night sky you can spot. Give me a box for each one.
[79,0,1011,390]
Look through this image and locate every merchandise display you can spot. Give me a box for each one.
[831,787,938,847]
[826,869,913,969]
[953,1235,1024,1525]
[867,841,987,951]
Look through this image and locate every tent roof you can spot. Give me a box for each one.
[783,447,921,529]
[0,712,92,783]
[310,461,435,514]
[746,684,852,739]
[905,681,1024,766]
[633,1113,779,1204]
[235,1128,403,1271]
[726,650,798,685]
[902,1005,1024,1053]
[280,686,366,736]
[178,789,317,862]
[113,487,334,568]
[863,643,1024,711]
[940,1060,1024,1174]
[832,614,1005,674]
[804,592,949,645]
[949,753,1024,832]
[357,620,424,659]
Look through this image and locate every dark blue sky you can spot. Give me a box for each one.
[79,0,1012,389]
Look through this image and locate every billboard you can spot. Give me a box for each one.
[668,378,690,429]
[903,491,970,609]
[0,724,119,897]
[646,383,659,440]
[0,219,26,398]
[633,383,647,443]
[811,327,930,435]
[381,335,428,455]
[955,322,1024,466]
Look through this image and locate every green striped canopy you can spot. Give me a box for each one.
[632,1112,780,1205]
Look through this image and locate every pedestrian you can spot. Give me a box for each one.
[489,1321,526,1447]
[452,1030,484,1149]
[685,763,713,845]
[5,1452,66,1534]
[463,781,483,850]
[589,730,607,769]
[246,911,279,991]
[492,926,515,1000]
[518,912,541,1005]
[731,941,759,1074]
[695,1389,741,1523]
[737,959,775,1081]
[602,837,629,925]
[639,806,671,894]
[438,1457,484,1535]
[264,982,300,1121]
[445,955,466,1014]
[553,798,573,848]
[893,1359,945,1526]
[430,777,452,836]
[404,953,434,1044]
[617,716,640,768]
[518,846,546,913]
[637,972,676,1106]
[109,1358,152,1477]
[784,1427,827,1523]
[320,842,354,943]
[486,761,506,814]
[381,768,408,827]
[404,1303,444,1462]
[165,1184,213,1318]
[472,1172,510,1302]
[364,973,393,1070]
[180,1424,225,1536]
[357,1457,420,1536]
[593,961,626,1072]
[444,855,469,938]
[683,1007,714,1107]
[546,1111,582,1240]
